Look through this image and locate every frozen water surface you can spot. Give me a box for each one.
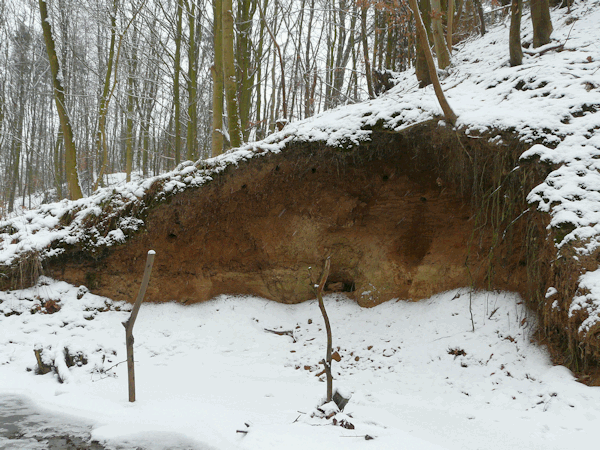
[0,395,209,450]
[0,394,105,449]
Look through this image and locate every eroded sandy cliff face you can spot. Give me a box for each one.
[47,126,532,307]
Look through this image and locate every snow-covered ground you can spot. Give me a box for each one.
[1,278,598,449]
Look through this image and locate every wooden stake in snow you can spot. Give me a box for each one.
[315,257,333,403]
[124,250,155,402]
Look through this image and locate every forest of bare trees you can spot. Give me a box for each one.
[0,0,555,213]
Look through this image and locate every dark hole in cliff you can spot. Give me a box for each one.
[326,274,356,293]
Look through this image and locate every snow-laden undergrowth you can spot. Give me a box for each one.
[1,279,599,449]
[1,3,600,329]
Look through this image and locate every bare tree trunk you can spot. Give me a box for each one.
[385,13,393,69]
[25,111,37,208]
[372,7,379,72]
[258,0,287,120]
[186,0,199,161]
[447,0,454,53]
[325,7,334,109]
[431,0,451,69]
[125,86,135,181]
[211,0,225,156]
[509,0,523,66]
[350,45,358,102]
[7,94,24,213]
[269,46,277,133]
[360,4,374,99]
[54,131,64,199]
[223,0,243,148]
[409,0,458,125]
[125,32,137,182]
[302,0,318,118]
[415,0,433,88]
[474,0,486,35]
[173,0,183,165]
[142,120,149,176]
[94,0,118,191]
[39,0,83,200]
[255,0,268,138]
[331,0,357,107]
[236,0,255,141]
[531,0,553,48]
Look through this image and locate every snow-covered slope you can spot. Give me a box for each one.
[1,280,599,449]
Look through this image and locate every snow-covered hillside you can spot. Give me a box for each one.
[1,280,599,449]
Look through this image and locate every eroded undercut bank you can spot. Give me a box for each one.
[43,123,541,308]
[5,121,600,379]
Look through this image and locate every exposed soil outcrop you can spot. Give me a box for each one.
[47,124,537,307]
[11,120,600,379]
